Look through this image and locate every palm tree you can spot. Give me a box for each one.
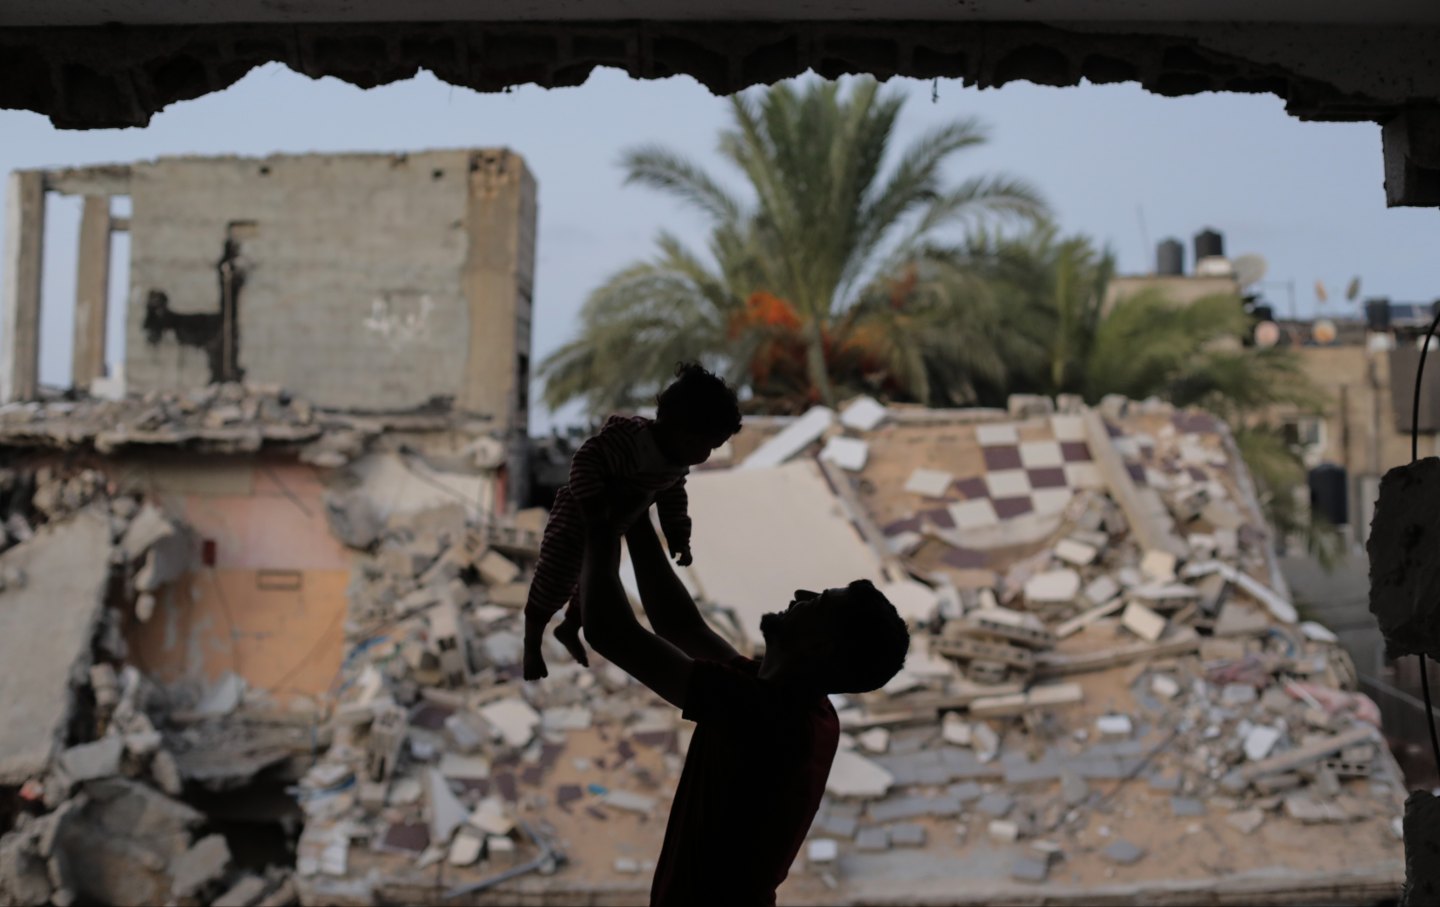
[540,76,1047,417]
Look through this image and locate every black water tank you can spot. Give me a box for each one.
[1251,304,1274,323]
[1309,463,1348,527]
[1365,298,1391,332]
[1156,239,1184,276]
[1194,228,1224,261]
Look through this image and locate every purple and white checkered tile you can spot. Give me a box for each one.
[1019,440,1064,468]
[982,445,1023,471]
[976,423,1020,446]
[1060,441,1093,463]
[985,469,1032,499]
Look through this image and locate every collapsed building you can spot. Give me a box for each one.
[0,150,1408,906]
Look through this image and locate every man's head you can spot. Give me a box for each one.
[759,580,910,694]
[652,362,743,466]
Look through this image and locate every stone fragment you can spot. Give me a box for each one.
[826,750,894,798]
[1054,539,1098,566]
[614,857,641,874]
[942,713,972,746]
[904,468,954,498]
[1171,797,1205,817]
[1103,839,1146,865]
[1226,808,1265,835]
[1121,602,1167,642]
[424,768,467,844]
[468,796,513,837]
[449,832,484,866]
[603,790,657,816]
[59,736,123,783]
[889,823,926,847]
[1061,771,1089,806]
[479,698,540,749]
[855,827,890,851]
[1025,569,1081,605]
[212,874,269,907]
[1245,726,1283,761]
[840,396,888,431]
[976,792,1015,818]
[171,834,232,901]
[1150,674,1181,700]
[820,437,869,472]
[1096,714,1133,738]
[1083,575,1120,606]
[476,549,520,586]
[1140,549,1177,582]
[807,838,839,864]
[857,728,890,754]
[1011,855,1050,883]
[988,819,1020,843]
[487,835,516,866]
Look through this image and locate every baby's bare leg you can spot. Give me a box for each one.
[553,592,590,667]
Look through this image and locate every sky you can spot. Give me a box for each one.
[1,64,1435,433]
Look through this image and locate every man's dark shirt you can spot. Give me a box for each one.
[650,657,839,906]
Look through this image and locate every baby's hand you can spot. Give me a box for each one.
[672,548,693,567]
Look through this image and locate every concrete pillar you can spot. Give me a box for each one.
[1,171,45,403]
[462,150,537,510]
[71,196,111,392]
[1383,109,1440,208]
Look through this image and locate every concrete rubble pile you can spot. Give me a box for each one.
[0,382,475,467]
[0,468,301,907]
[781,395,1405,895]
[293,498,724,904]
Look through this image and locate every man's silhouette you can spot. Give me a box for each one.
[577,496,910,906]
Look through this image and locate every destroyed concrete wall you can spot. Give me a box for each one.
[0,510,110,784]
[123,457,352,711]
[124,150,536,430]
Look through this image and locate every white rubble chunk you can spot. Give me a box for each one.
[1121,602,1168,643]
[840,396,888,432]
[988,820,1021,843]
[541,706,593,732]
[1150,675,1182,700]
[1300,621,1339,643]
[1025,569,1081,605]
[1083,575,1120,606]
[857,728,890,754]
[942,713,973,746]
[826,749,894,799]
[425,768,468,844]
[949,499,999,530]
[1140,549,1178,582]
[976,423,1019,445]
[603,789,658,816]
[1245,726,1283,762]
[819,437,870,472]
[468,795,514,837]
[59,736,123,782]
[807,839,840,864]
[1096,714,1133,738]
[449,832,484,866]
[476,549,520,586]
[479,698,540,748]
[741,406,835,469]
[1054,539,1098,566]
[904,468,955,499]
[878,579,940,622]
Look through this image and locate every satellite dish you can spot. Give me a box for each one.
[1232,254,1268,288]
[1195,256,1235,278]
[1345,276,1362,301]
[1313,319,1337,345]
[1314,280,1328,304]
[1255,321,1281,348]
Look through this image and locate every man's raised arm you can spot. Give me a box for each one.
[579,520,692,708]
[625,517,740,664]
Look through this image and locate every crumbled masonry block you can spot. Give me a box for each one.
[1083,575,1120,606]
[1150,674,1181,700]
[476,549,520,586]
[840,396,888,432]
[212,874,269,907]
[1011,855,1050,883]
[1121,602,1167,643]
[1096,714,1133,738]
[614,857,641,874]
[59,736,123,783]
[890,823,927,847]
[171,834,232,901]
[820,436,869,472]
[1103,839,1146,865]
[449,832,483,867]
[487,835,517,867]
[988,819,1020,843]
[1368,460,1440,659]
[1244,726,1282,761]
[807,839,839,864]
[1025,569,1082,605]
[856,827,890,851]
[1054,539,1098,566]
[1140,549,1178,582]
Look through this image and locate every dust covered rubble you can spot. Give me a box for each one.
[0,474,301,907]
[744,396,1402,889]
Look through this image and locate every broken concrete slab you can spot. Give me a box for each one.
[0,511,112,784]
[602,789,657,816]
[807,837,840,865]
[1103,839,1146,865]
[840,396,888,432]
[171,834,232,902]
[211,873,270,907]
[1121,602,1167,643]
[478,698,539,749]
[1025,569,1081,605]
[475,549,520,587]
[1245,726,1283,761]
[741,406,835,470]
[424,768,467,844]
[826,750,895,799]
[1054,539,1098,566]
[1011,855,1050,883]
[988,819,1020,843]
[855,827,890,851]
[819,436,869,472]
[448,831,484,867]
[888,823,927,848]
[58,736,123,783]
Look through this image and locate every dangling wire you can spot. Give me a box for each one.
[931,78,939,104]
[1407,304,1440,774]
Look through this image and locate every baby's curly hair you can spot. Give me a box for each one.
[655,362,743,441]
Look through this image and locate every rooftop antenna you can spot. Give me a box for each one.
[1136,206,1151,274]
